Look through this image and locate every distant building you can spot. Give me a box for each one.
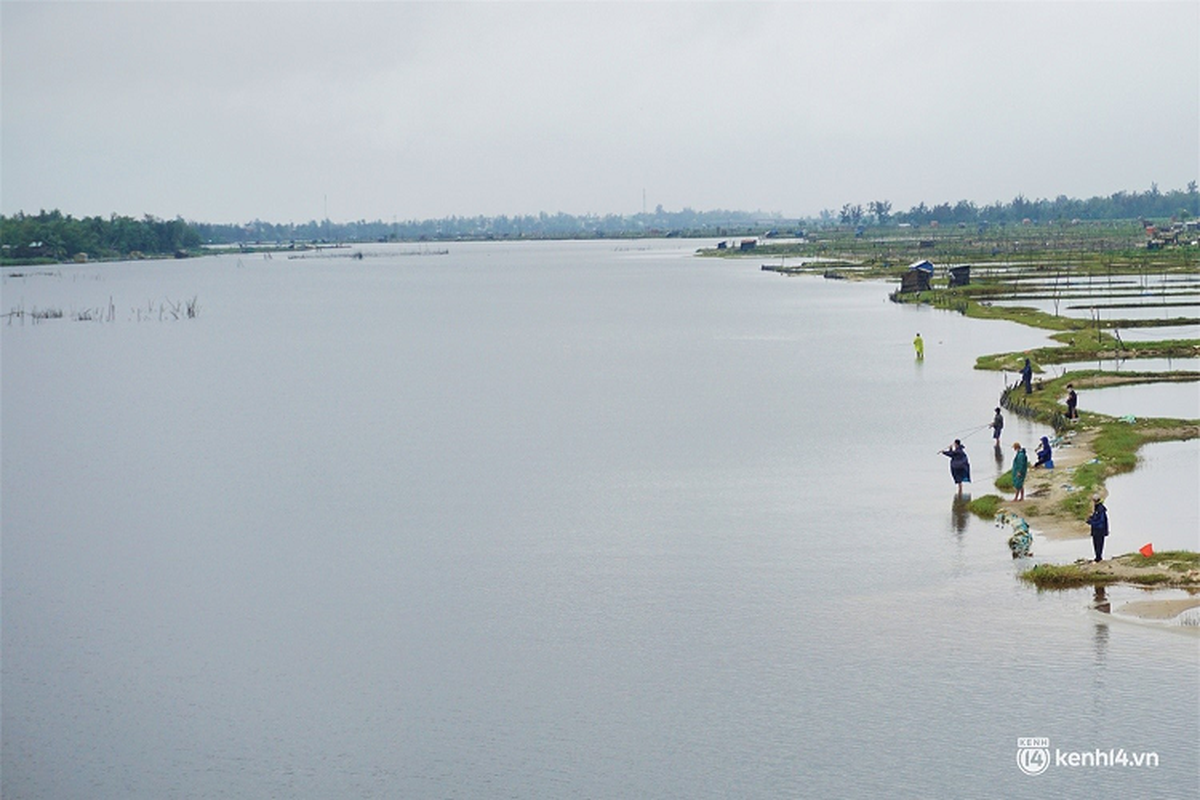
[899,260,934,293]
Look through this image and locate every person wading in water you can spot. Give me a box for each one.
[941,440,971,498]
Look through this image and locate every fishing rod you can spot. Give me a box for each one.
[945,422,991,437]
[935,423,992,454]
[959,424,992,441]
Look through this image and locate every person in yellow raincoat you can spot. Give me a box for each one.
[913,333,924,359]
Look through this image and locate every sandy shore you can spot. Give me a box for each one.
[1114,598,1200,621]
[996,427,1097,540]
[1067,553,1200,587]
[994,428,1200,602]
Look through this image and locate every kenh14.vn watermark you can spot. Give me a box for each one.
[1017,738,1160,776]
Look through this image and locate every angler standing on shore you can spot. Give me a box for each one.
[1010,442,1028,501]
[1020,358,1034,394]
[1087,494,1109,562]
[1065,384,1078,420]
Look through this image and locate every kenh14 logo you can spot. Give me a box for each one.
[1017,737,1160,775]
[1016,737,1051,776]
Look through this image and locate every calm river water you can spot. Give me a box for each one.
[3,240,1197,798]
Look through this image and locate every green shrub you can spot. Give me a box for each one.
[967,495,1002,519]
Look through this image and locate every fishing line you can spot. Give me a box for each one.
[935,423,991,454]
[959,425,991,441]
[945,422,991,437]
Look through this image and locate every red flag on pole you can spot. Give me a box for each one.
[1139,543,1154,558]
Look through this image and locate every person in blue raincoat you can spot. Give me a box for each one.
[941,439,971,497]
[1034,436,1053,469]
[1086,494,1109,562]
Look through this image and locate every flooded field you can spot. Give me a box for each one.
[1049,357,1200,374]
[1076,381,1200,420]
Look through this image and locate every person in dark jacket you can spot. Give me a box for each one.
[1086,495,1109,562]
[1065,384,1078,420]
[991,407,1004,445]
[1034,436,1053,469]
[1020,358,1034,394]
[941,439,971,497]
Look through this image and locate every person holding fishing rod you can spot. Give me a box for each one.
[940,439,971,497]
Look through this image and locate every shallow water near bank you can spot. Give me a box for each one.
[3,241,1197,798]
[1095,440,1199,555]
[1112,324,1200,342]
[1050,357,1200,375]
[1077,381,1200,420]
[988,296,1200,321]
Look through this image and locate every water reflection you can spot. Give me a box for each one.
[993,442,1004,467]
[1092,587,1110,714]
[951,495,970,534]
[1092,586,1111,614]
[1093,620,1109,665]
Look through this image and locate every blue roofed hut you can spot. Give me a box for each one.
[899,259,934,293]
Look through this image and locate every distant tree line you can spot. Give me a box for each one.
[190,206,773,245]
[198,183,1197,244]
[835,182,1198,228]
[3,184,1195,261]
[1,210,202,261]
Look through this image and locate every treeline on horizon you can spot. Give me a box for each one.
[842,181,1198,228]
[1,210,201,262]
[2,183,1196,261]
[195,182,1199,244]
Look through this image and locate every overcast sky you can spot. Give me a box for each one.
[2,1,1197,224]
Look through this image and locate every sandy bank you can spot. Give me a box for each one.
[996,427,1097,540]
[1114,597,1200,621]
[990,414,1200,595]
[1065,553,1200,587]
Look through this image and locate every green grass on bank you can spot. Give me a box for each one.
[1020,563,1173,589]
[1019,552,1200,589]
[966,494,1003,519]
